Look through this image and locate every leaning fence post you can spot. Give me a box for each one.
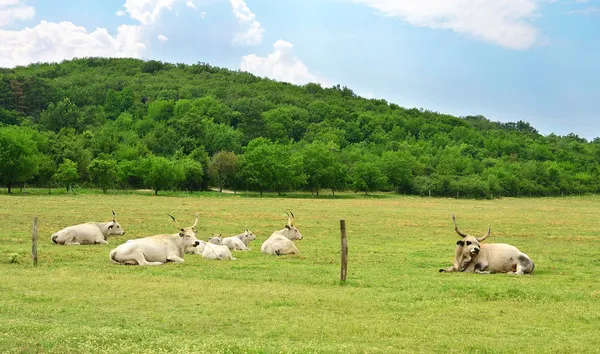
[340,219,348,283]
[32,216,38,267]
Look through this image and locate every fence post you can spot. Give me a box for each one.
[340,219,348,283]
[32,216,38,267]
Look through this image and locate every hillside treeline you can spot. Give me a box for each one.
[1,57,599,197]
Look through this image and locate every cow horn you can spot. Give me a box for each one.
[477,225,491,242]
[452,213,468,238]
[112,210,116,221]
[285,211,292,226]
[168,213,181,229]
[191,212,199,228]
[289,210,295,226]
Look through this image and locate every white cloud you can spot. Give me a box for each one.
[0,0,35,27]
[0,21,145,68]
[230,0,264,46]
[350,0,541,50]
[186,1,196,9]
[122,0,175,25]
[158,33,168,42]
[0,0,186,68]
[240,40,326,86]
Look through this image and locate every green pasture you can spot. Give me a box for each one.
[0,192,599,353]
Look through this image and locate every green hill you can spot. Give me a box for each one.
[1,57,598,197]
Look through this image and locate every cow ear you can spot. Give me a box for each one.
[285,225,291,229]
[179,232,184,237]
[108,224,113,229]
[456,240,464,246]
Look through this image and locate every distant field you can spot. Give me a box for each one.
[1,192,599,353]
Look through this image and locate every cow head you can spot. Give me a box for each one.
[243,229,257,242]
[169,212,200,247]
[107,210,126,236]
[208,234,223,245]
[279,211,303,240]
[452,213,490,271]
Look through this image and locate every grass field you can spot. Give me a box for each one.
[1,191,599,353]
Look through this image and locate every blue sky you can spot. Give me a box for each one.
[1,0,599,140]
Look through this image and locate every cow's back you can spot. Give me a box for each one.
[480,243,529,273]
[53,222,103,244]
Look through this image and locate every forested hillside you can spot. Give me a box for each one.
[1,57,598,197]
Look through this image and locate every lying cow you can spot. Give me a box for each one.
[261,211,303,256]
[51,210,125,245]
[109,213,200,266]
[439,213,535,275]
[222,229,257,251]
[195,240,236,260]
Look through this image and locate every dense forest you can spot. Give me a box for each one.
[1,57,599,198]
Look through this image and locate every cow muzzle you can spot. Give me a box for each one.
[470,248,480,255]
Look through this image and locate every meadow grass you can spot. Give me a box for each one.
[0,191,599,353]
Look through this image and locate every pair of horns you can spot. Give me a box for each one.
[452,213,490,242]
[168,212,199,230]
[285,210,295,226]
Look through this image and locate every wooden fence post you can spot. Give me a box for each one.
[32,216,38,267]
[340,219,348,283]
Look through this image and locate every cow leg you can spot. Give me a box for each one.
[439,265,457,272]
[166,255,185,263]
[95,239,109,245]
[474,263,490,274]
[132,250,163,266]
[62,232,81,245]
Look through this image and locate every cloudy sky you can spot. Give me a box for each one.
[1,0,599,139]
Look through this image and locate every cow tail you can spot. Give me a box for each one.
[51,234,59,244]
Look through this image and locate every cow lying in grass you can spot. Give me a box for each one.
[109,213,200,266]
[261,211,302,256]
[440,213,535,275]
[186,234,236,260]
[51,210,125,245]
[222,229,257,251]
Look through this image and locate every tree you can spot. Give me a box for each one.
[178,157,204,191]
[40,98,81,132]
[208,151,238,193]
[299,141,343,196]
[139,155,184,195]
[53,158,79,192]
[350,160,387,194]
[242,138,304,195]
[0,126,41,193]
[380,151,415,193]
[89,158,121,193]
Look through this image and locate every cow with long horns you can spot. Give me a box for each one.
[261,211,302,255]
[109,213,200,266]
[439,213,535,275]
[51,210,125,245]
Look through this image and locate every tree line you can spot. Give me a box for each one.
[1,57,599,198]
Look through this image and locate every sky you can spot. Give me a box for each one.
[1,0,599,140]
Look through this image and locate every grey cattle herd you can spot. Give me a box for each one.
[50,210,535,274]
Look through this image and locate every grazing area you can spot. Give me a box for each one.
[1,192,599,353]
